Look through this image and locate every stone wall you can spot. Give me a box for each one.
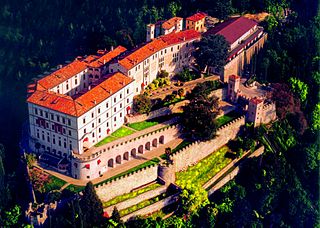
[121,193,180,222]
[104,185,167,215]
[209,88,227,101]
[95,164,158,202]
[171,116,246,172]
[207,146,265,196]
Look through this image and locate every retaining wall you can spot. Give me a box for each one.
[126,100,188,123]
[95,164,158,202]
[171,116,246,172]
[104,185,167,215]
[121,193,180,222]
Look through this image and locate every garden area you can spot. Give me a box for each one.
[29,167,66,193]
[119,192,168,217]
[103,182,162,208]
[127,113,181,131]
[95,127,135,147]
[176,146,233,188]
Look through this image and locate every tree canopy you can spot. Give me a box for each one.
[182,95,219,140]
[194,34,229,73]
[80,182,105,227]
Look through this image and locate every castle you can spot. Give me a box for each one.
[26,12,272,180]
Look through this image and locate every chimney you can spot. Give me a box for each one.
[88,85,91,90]
[103,59,106,65]
[111,46,114,51]
[183,37,186,41]
[57,64,63,69]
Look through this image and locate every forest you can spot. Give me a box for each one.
[0,0,319,226]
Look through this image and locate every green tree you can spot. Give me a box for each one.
[311,103,320,131]
[289,77,309,103]
[189,80,222,100]
[194,34,229,74]
[111,206,121,223]
[180,184,209,216]
[2,205,21,227]
[177,68,196,82]
[167,1,181,18]
[25,153,37,168]
[80,182,104,227]
[209,0,233,20]
[158,70,169,78]
[133,94,152,114]
[182,95,219,140]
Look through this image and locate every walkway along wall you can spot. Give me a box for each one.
[72,123,181,180]
[170,116,246,172]
[95,164,159,202]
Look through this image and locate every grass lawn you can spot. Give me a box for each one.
[95,127,135,147]
[66,185,85,193]
[43,175,66,192]
[119,193,167,216]
[102,183,161,208]
[215,111,241,128]
[176,146,232,188]
[127,120,159,131]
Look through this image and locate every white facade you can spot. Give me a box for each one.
[28,80,135,158]
[109,37,199,94]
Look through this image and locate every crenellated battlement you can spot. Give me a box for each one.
[72,123,180,162]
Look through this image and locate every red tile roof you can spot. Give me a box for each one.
[118,30,201,70]
[37,60,88,90]
[229,75,240,80]
[162,17,183,30]
[205,17,258,45]
[88,46,127,68]
[28,72,133,117]
[186,12,207,22]
[36,46,126,90]
[250,97,263,105]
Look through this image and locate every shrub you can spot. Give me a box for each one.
[158,70,169,78]
[133,94,152,114]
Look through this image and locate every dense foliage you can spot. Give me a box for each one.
[132,94,152,114]
[194,34,229,73]
[182,94,219,140]
[0,0,318,226]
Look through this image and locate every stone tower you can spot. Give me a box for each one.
[146,24,155,42]
[247,97,264,127]
[228,75,241,103]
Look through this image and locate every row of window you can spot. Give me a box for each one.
[83,112,123,135]
[82,99,128,124]
[128,44,191,75]
[34,108,72,125]
[36,130,73,150]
